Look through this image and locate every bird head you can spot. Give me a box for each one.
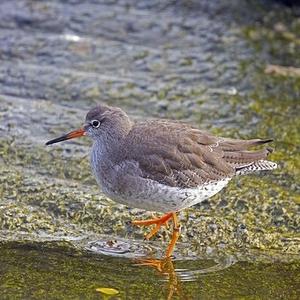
[45,105,132,146]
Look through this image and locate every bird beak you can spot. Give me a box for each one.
[45,128,86,145]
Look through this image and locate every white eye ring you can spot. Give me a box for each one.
[91,120,100,128]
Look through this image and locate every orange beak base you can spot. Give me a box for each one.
[45,128,86,145]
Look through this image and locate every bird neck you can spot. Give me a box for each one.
[90,125,129,187]
[92,134,121,158]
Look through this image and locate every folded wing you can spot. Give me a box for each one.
[121,120,275,188]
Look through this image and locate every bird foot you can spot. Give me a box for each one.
[131,212,173,240]
[132,212,180,257]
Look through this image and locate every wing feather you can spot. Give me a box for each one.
[120,120,274,188]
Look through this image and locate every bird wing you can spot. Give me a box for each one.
[120,120,273,188]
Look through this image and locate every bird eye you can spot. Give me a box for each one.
[91,120,100,128]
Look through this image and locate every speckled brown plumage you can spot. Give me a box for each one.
[117,119,274,188]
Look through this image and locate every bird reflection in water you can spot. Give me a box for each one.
[134,257,188,300]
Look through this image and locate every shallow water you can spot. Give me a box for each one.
[0,0,299,299]
[0,241,299,299]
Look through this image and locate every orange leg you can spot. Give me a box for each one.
[132,212,180,257]
[132,212,173,226]
[165,213,180,258]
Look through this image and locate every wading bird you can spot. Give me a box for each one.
[46,105,277,257]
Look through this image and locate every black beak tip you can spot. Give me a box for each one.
[45,135,66,146]
[45,129,84,146]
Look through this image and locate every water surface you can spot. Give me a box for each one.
[1,241,299,299]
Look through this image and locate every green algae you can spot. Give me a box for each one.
[0,241,298,300]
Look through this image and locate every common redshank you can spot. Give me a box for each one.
[46,104,277,257]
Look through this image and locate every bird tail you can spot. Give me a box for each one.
[220,138,274,151]
[221,138,277,175]
[236,160,278,175]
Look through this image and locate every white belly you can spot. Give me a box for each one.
[104,178,231,213]
[91,151,231,213]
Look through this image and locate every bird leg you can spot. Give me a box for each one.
[132,212,173,226]
[132,212,180,257]
[165,213,180,258]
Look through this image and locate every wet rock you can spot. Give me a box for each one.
[0,0,299,259]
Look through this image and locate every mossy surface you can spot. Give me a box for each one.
[0,0,299,298]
